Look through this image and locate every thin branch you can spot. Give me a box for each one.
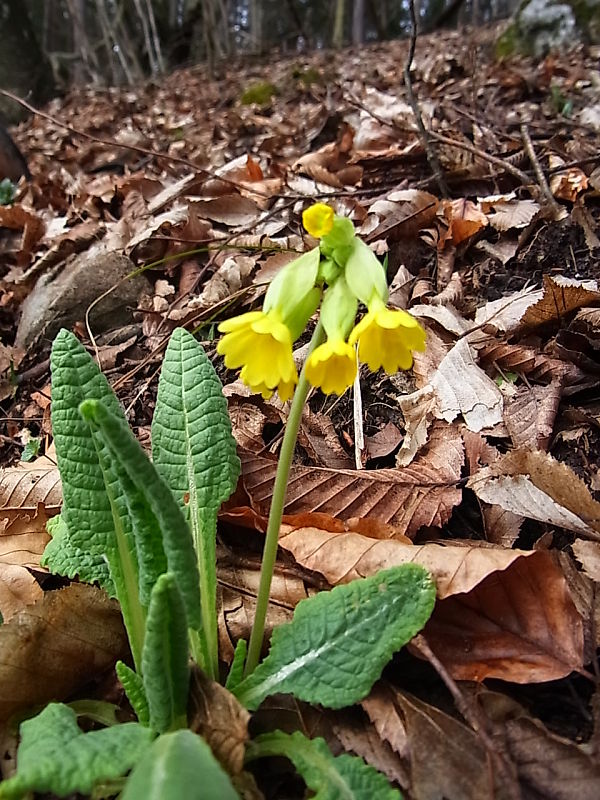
[520,121,561,215]
[404,0,449,197]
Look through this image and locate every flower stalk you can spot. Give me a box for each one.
[244,320,326,677]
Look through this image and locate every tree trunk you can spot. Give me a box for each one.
[352,0,365,43]
[0,0,55,122]
[333,0,345,47]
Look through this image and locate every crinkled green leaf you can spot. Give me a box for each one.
[152,328,240,678]
[116,661,149,727]
[80,399,201,632]
[234,565,436,710]
[121,730,239,800]
[142,573,189,733]
[0,703,154,799]
[246,730,401,800]
[48,330,145,667]
[42,514,114,595]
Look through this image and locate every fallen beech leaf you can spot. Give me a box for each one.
[237,424,463,539]
[362,684,510,800]
[188,667,249,775]
[468,449,600,540]
[479,194,540,230]
[473,286,542,333]
[0,464,62,511]
[430,338,503,432]
[441,199,488,246]
[0,505,52,567]
[483,505,523,547]
[0,583,128,723]
[479,690,600,799]
[278,529,583,681]
[571,540,600,582]
[520,275,600,331]
[191,195,261,227]
[0,564,43,622]
[333,711,409,788]
[396,385,436,467]
[503,374,564,451]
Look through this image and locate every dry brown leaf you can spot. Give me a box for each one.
[0,464,62,511]
[278,528,583,681]
[333,711,409,788]
[0,583,127,723]
[411,304,470,336]
[0,505,52,568]
[430,338,503,432]
[237,424,463,539]
[396,385,436,467]
[191,195,262,227]
[477,341,538,375]
[482,505,523,547]
[474,290,544,339]
[364,421,403,462]
[188,666,249,775]
[549,161,589,202]
[468,449,600,540]
[362,684,511,800]
[503,374,564,451]
[441,199,488,246]
[424,548,583,682]
[0,564,43,622]
[571,539,600,582]
[300,411,355,469]
[366,190,439,242]
[520,275,600,331]
[479,690,600,800]
[479,194,540,230]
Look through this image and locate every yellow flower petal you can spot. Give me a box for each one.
[302,203,334,238]
[348,306,425,374]
[218,309,298,393]
[305,339,357,395]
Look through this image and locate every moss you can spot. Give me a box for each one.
[291,65,322,87]
[496,24,519,57]
[240,82,278,106]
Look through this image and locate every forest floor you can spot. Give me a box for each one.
[1,20,600,799]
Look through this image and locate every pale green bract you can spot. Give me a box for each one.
[234,565,436,710]
[246,730,402,800]
[0,704,154,799]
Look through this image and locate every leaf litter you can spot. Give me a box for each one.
[1,20,600,800]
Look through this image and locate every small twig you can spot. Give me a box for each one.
[520,122,561,215]
[404,0,449,198]
[412,635,522,800]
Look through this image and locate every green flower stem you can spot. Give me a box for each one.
[244,319,326,677]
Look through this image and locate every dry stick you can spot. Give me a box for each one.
[520,122,561,215]
[412,635,523,800]
[404,0,449,198]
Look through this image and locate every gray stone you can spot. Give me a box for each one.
[16,250,150,353]
[519,0,577,55]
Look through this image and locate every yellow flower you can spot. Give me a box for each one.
[305,339,357,395]
[348,301,425,373]
[240,368,296,403]
[217,310,298,394]
[302,203,334,238]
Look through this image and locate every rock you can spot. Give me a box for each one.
[16,250,150,353]
[497,0,600,57]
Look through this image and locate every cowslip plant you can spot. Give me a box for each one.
[1,205,434,800]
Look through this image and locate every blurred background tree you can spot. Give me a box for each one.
[2,0,596,106]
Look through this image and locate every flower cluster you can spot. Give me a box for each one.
[217,203,425,398]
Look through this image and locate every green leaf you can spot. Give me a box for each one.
[234,565,436,710]
[142,573,189,733]
[116,661,150,727]
[225,639,247,692]
[20,437,40,462]
[0,703,154,799]
[42,514,114,595]
[153,328,239,678]
[121,730,240,800]
[80,399,201,632]
[48,330,144,665]
[246,730,401,800]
